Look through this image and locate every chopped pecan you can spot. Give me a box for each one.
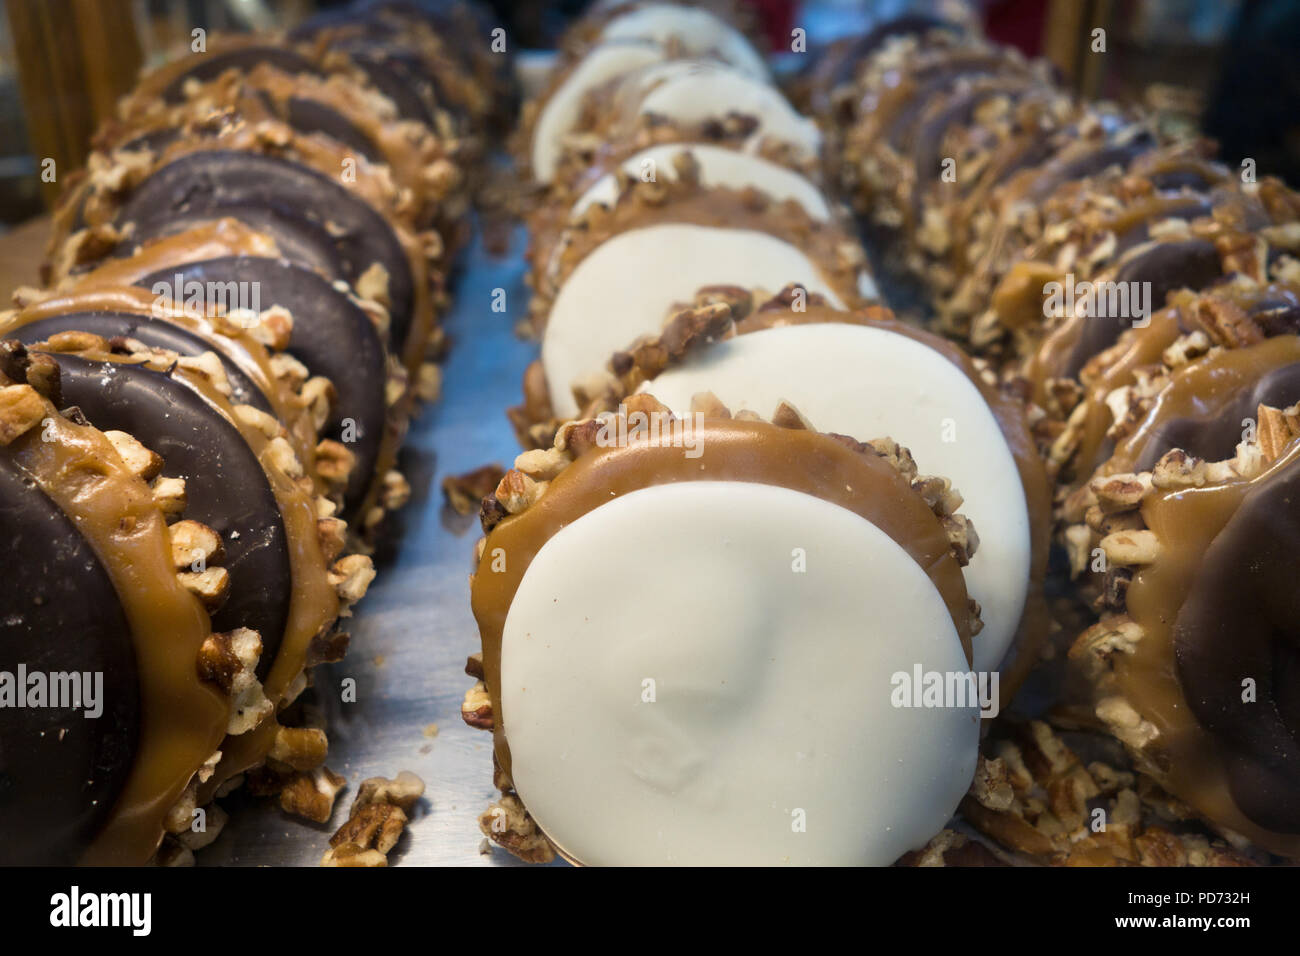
[461,680,493,730]
[465,652,485,680]
[380,468,411,510]
[279,766,346,824]
[176,803,229,852]
[178,566,231,610]
[1099,529,1160,566]
[306,628,350,666]
[42,330,108,353]
[330,803,407,855]
[329,554,376,607]
[1192,294,1264,348]
[513,448,568,481]
[478,794,555,864]
[103,429,163,480]
[0,385,47,445]
[197,628,273,734]
[1090,472,1151,513]
[416,361,442,403]
[314,439,356,485]
[555,418,603,457]
[150,475,188,516]
[320,843,387,867]
[943,513,980,566]
[969,755,1015,811]
[299,376,335,430]
[269,726,329,772]
[1150,448,1207,489]
[770,400,813,430]
[1135,827,1188,867]
[264,436,304,480]
[1256,403,1300,461]
[494,469,546,515]
[168,519,224,570]
[352,771,425,814]
[479,493,509,534]
[178,352,232,396]
[316,517,348,563]
[321,770,424,867]
[443,464,506,515]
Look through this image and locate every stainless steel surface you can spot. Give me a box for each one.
[203,225,554,866]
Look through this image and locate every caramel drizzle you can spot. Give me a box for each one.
[1123,442,1300,858]
[1076,337,1300,857]
[16,344,339,860]
[9,406,228,865]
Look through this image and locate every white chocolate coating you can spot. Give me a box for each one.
[532,41,666,183]
[541,223,847,418]
[501,480,978,866]
[597,4,769,80]
[632,60,821,161]
[642,323,1031,673]
[571,143,833,222]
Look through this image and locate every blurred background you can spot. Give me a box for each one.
[1,0,1297,232]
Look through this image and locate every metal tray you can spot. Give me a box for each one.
[202,224,553,866]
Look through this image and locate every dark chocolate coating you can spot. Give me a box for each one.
[1175,453,1300,831]
[1114,232,1222,295]
[366,0,517,130]
[1065,238,1224,378]
[1025,133,1157,203]
[11,311,273,413]
[348,51,442,127]
[114,151,414,350]
[982,134,1062,192]
[63,130,184,238]
[1111,197,1213,259]
[1135,362,1300,471]
[885,53,1031,150]
[0,452,139,865]
[159,46,321,103]
[1248,291,1300,338]
[1147,166,1223,193]
[352,42,453,122]
[284,96,381,162]
[288,10,459,125]
[115,203,347,283]
[826,14,959,93]
[27,353,292,677]
[137,257,388,519]
[909,79,1034,217]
